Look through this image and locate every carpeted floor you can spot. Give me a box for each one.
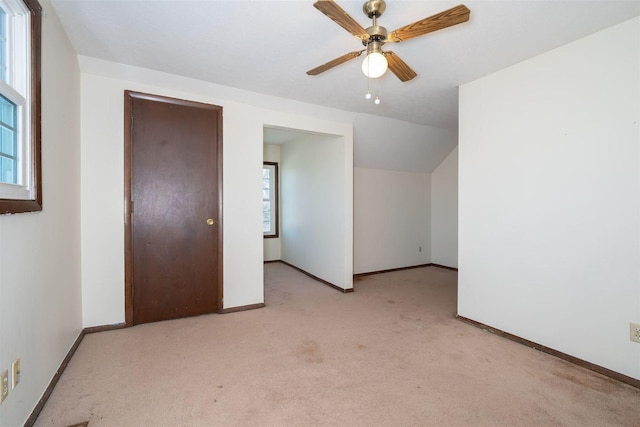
[34,263,640,426]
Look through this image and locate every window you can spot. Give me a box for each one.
[1,94,17,184]
[0,0,41,214]
[263,162,279,238]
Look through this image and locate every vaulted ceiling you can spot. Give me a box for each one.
[50,0,639,131]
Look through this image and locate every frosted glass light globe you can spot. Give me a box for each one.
[362,52,388,78]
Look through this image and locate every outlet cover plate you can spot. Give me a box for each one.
[631,323,640,343]
[0,369,8,404]
[11,358,20,389]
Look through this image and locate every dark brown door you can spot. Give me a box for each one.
[124,91,222,325]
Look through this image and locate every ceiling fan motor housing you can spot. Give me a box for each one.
[364,25,388,45]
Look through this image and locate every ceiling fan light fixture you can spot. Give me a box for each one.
[362,51,387,78]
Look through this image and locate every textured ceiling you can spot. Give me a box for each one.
[50,0,639,130]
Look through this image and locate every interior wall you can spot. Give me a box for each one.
[354,168,430,274]
[79,56,354,326]
[458,17,640,379]
[0,1,82,424]
[263,143,281,261]
[281,134,353,289]
[430,147,458,268]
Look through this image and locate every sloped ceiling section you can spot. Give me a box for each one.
[354,114,457,173]
[50,0,640,130]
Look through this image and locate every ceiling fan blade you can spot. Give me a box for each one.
[384,51,417,82]
[313,0,369,40]
[307,51,364,75]
[387,4,470,43]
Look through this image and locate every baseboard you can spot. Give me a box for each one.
[24,323,127,426]
[221,303,266,313]
[456,315,640,390]
[354,263,432,278]
[263,259,280,264]
[430,263,458,271]
[278,260,353,293]
[83,323,127,334]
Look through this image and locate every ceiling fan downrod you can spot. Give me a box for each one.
[363,0,388,46]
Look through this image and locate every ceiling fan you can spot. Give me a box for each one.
[307,0,470,82]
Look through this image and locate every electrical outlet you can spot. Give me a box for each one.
[631,322,640,344]
[11,359,20,389]
[0,369,8,404]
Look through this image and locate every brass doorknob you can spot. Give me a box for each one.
[206,218,215,226]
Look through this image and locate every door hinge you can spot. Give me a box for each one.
[130,200,134,213]
[131,284,135,297]
[130,116,134,130]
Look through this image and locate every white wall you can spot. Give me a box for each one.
[354,168,431,274]
[79,57,354,325]
[281,134,353,289]
[431,147,458,268]
[459,18,640,379]
[0,1,82,425]
[263,143,281,261]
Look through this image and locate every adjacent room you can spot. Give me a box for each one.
[263,126,354,291]
[0,0,638,425]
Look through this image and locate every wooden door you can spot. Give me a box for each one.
[124,91,223,325]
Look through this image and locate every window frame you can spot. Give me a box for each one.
[0,0,41,215]
[263,161,279,238]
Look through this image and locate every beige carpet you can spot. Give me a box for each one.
[34,263,639,426]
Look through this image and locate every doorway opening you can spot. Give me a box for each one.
[263,125,353,294]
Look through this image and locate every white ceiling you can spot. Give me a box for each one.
[49,0,639,131]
